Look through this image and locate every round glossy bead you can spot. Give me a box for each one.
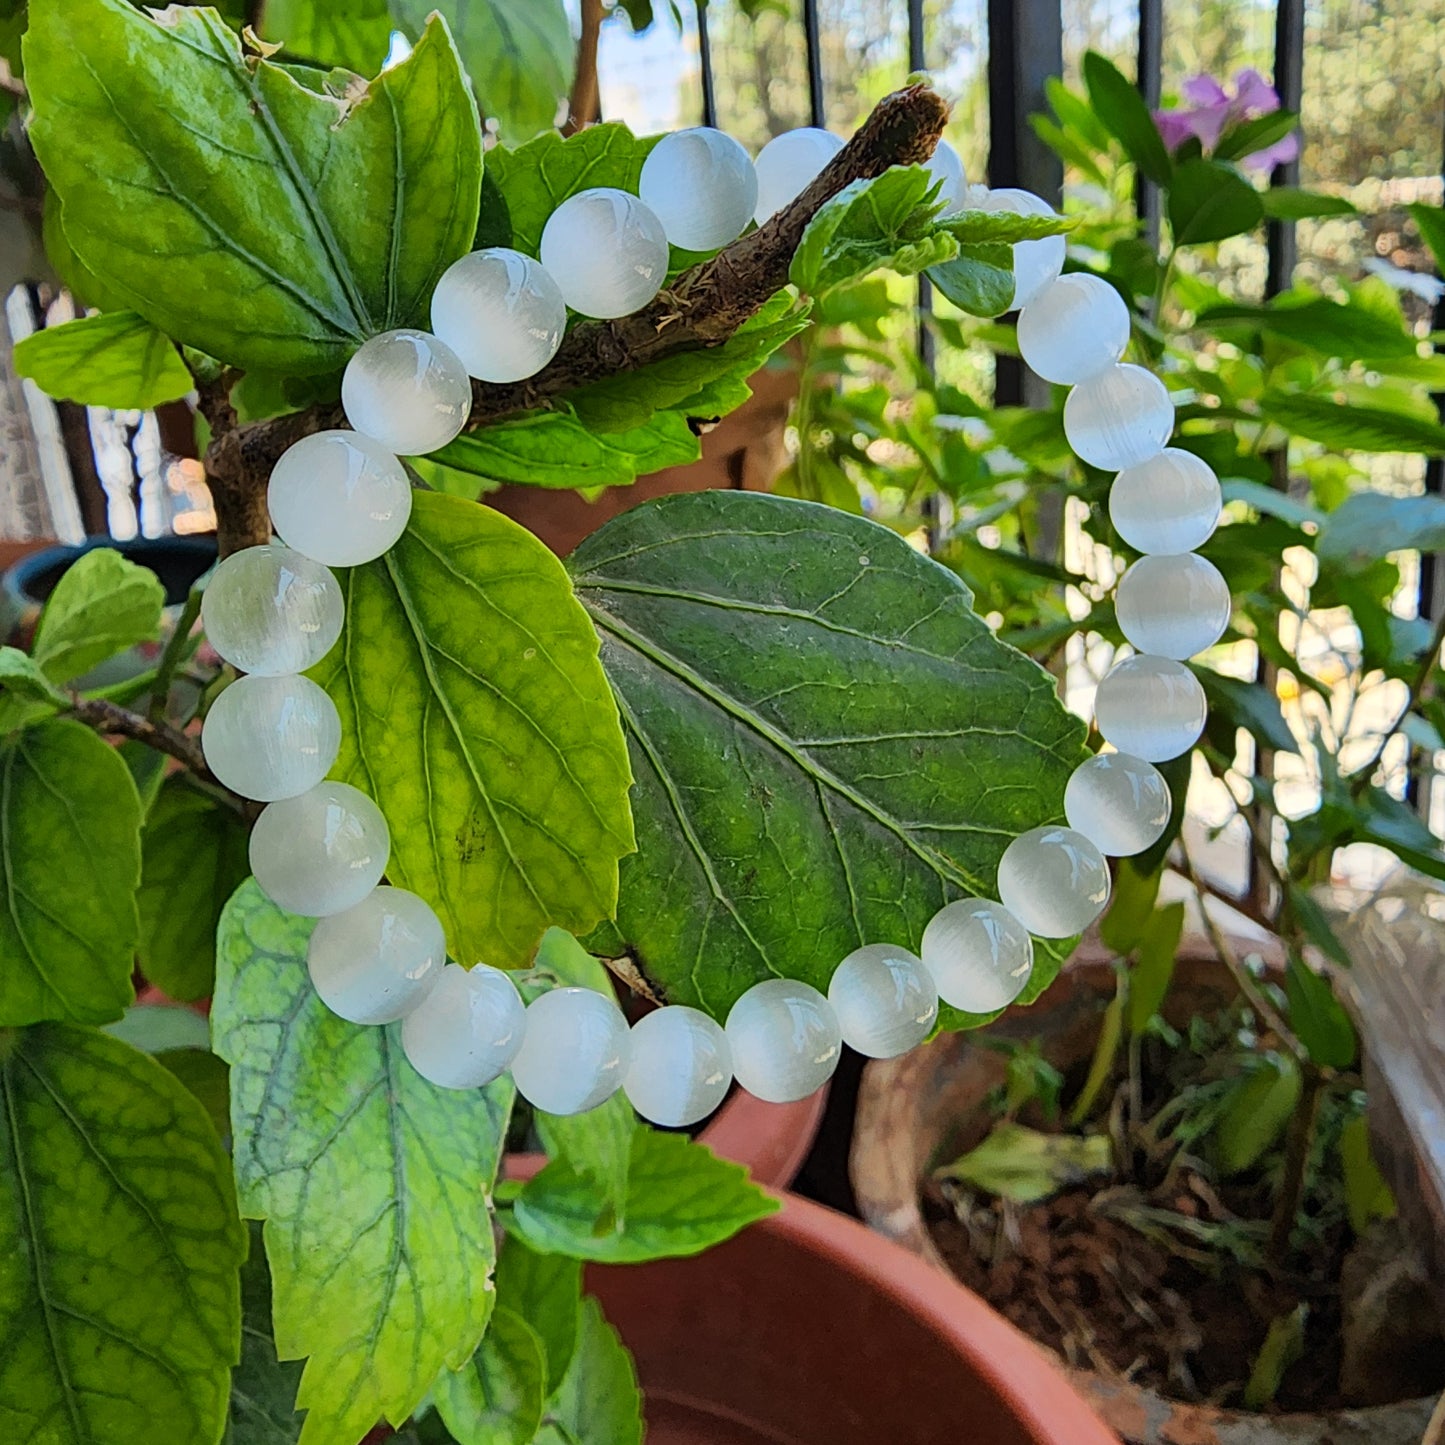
[1064,752,1171,856]
[639,127,758,250]
[753,127,844,224]
[1116,553,1231,659]
[921,898,1035,1012]
[623,1005,732,1127]
[201,673,339,802]
[510,987,631,1116]
[1017,273,1130,384]
[1063,363,1174,470]
[308,886,444,1025]
[268,430,412,567]
[925,138,967,215]
[981,188,1066,309]
[827,944,939,1059]
[725,978,841,1104]
[997,826,1111,939]
[538,188,669,319]
[201,543,342,676]
[401,962,526,1088]
[429,248,566,384]
[249,781,390,917]
[341,329,470,455]
[1093,654,1207,762]
[1110,448,1222,555]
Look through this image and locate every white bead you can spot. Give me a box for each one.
[201,673,340,802]
[639,128,758,251]
[623,1005,732,1127]
[1017,273,1130,384]
[827,944,938,1059]
[308,886,444,1025]
[538,189,669,319]
[268,431,413,567]
[753,127,844,224]
[724,978,841,1104]
[429,249,566,383]
[1063,364,1174,470]
[200,543,343,676]
[921,899,1034,1012]
[341,329,470,455]
[925,138,967,215]
[249,780,390,917]
[510,987,630,1116]
[401,962,526,1088]
[1116,553,1231,659]
[980,188,1066,309]
[997,826,1111,939]
[1064,752,1171,856]
[1110,448,1222,555]
[1093,654,1206,762]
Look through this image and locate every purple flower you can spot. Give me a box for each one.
[1154,67,1300,171]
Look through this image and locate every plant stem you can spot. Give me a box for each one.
[1268,1064,1323,1262]
[147,583,203,725]
[564,0,604,135]
[69,694,213,783]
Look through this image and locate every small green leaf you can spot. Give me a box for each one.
[1220,479,1326,529]
[0,646,65,733]
[138,779,251,1001]
[1197,669,1298,754]
[0,1024,245,1445]
[1213,109,1299,164]
[1284,955,1357,1069]
[1260,187,1358,221]
[1407,202,1445,272]
[1339,1114,1395,1236]
[544,1298,642,1445]
[230,1224,307,1444]
[934,1121,1112,1204]
[529,926,614,994]
[1127,900,1184,1036]
[1083,51,1172,184]
[1318,491,1445,570]
[494,1237,583,1394]
[434,1307,547,1445]
[536,1093,636,1224]
[212,880,514,1445]
[1242,1304,1308,1410]
[1168,159,1265,245]
[312,491,635,970]
[511,1128,777,1263]
[103,1002,211,1054]
[0,720,141,1026]
[31,547,164,685]
[13,310,193,409]
[1215,1053,1301,1174]
[939,209,1074,245]
[1261,392,1445,454]
[927,242,1016,317]
[1099,857,1162,955]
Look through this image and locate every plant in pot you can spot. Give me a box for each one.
[0,4,1142,1445]
[841,53,1445,1445]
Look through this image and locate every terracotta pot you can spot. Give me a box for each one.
[848,944,1437,1445]
[487,359,796,556]
[587,1189,1120,1445]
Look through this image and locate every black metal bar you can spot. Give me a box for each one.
[907,0,926,70]
[1265,0,1306,295]
[1136,0,1164,245]
[802,0,825,128]
[907,0,933,370]
[696,1,717,129]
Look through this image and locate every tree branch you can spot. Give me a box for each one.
[202,83,950,556]
[69,694,213,785]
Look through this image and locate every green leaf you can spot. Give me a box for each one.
[1260,187,1358,221]
[262,0,392,73]
[1127,900,1184,1036]
[138,778,251,1002]
[212,880,515,1445]
[31,546,164,685]
[1318,491,1445,570]
[103,1001,211,1054]
[536,1093,636,1224]
[230,1224,307,1445]
[0,646,65,733]
[529,926,614,994]
[1242,1304,1307,1410]
[1215,1053,1301,1174]
[939,209,1074,245]
[435,410,700,490]
[1168,159,1265,245]
[0,720,141,1026]
[26,2,481,373]
[567,492,1086,1024]
[1198,297,1416,360]
[434,1306,547,1445]
[1260,391,1445,454]
[1339,1114,1395,1236]
[156,1047,233,1143]
[927,242,1015,318]
[312,492,634,969]
[790,166,953,296]
[544,1298,642,1445]
[0,1024,245,1444]
[1213,109,1299,163]
[1220,479,1325,529]
[1196,669,1298,754]
[1082,50,1171,184]
[1098,857,1162,955]
[1284,956,1357,1069]
[494,1237,583,1394]
[1407,202,1445,273]
[14,310,193,409]
[511,1127,777,1263]
[934,1121,1112,1204]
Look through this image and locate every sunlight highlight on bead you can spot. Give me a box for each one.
[201,543,343,676]
[920,898,1035,1012]
[827,943,939,1058]
[725,978,841,1103]
[342,329,471,455]
[1109,448,1222,555]
[510,987,631,1116]
[1116,553,1231,659]
[201,673,339,802]
[1064,752,1171,857]
[623,1005,732,1127]
[753,127,844,224]
[980,188,1066,309]
[640,127,759,250]
[1017,273,1130,384]
[1063,363,1174,471]
[307,886,444,1025]
[430,248,567,383]
[401,962,526,1089]
[997,826,1111,939]
[539,188,670,319]
[1093,654,1207,762]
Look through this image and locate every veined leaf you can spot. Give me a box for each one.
[433,1307,547,1445]
[14,310,193,409]
[212,881,514,1445]
[928,242,1015,318]
[1198,297,1415,361]
[262,0,392,73]
[1083,50,1171,184]
[1262,392,1445,454]
[31,546,164,686]
[1168,159,1264,246]
[493,1238,583,1394]
[544,1298,642,1445]
[312,491,635,969]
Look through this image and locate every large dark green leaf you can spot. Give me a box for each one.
[1284,956,1357,1069]
[1168,159,1265,246]
[1083,50,1171,184]
[31,546,164,685]
[229,1224,307,1444]
[0,1024,244,1444]
[492,1238,582,1394]
[14,310,193,409]
[312,491,635,970]
[26,1,481,373]
[262,0,392,73]
[0,720,141,1026]
[212,881,514,1444]
[1260,392,1445,454]
[567,492,1087,1022]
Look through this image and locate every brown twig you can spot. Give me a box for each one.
[69,695,211,783]
[201,83,950,556]
[563,0,605,135]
